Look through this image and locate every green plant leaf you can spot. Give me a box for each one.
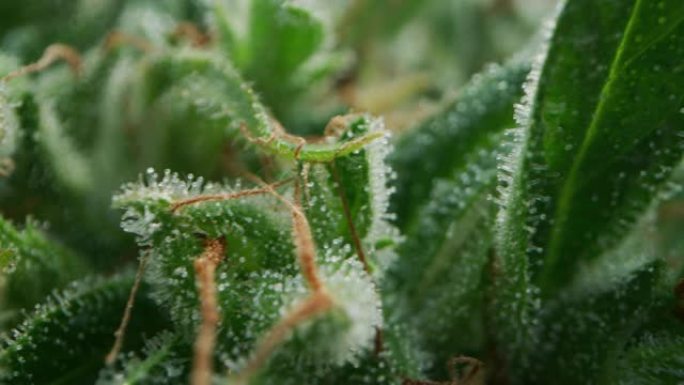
[142,49,383,163]
[389,141,502,369]
[499,0,684,295]
[213,0,324,119]
[0,53,29,173]
[0,216,86,317]
[522,262,663,384]
[0,273,168,385]
[0,85,18,164]
[96,332,191,385]
[115,170,382,370]
[615,334,684,385]
[245,0,323,97]
[390,60,530,230]
[337,0,432,48]
[302,115,399,273]
[491,0,684,372]
[611,271,684,384]
[35,100,93,193]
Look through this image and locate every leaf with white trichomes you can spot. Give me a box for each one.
[0,273,168,385]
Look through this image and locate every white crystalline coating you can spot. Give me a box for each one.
[362,116,402,273]
[512,3,562,129]
[114,168,281,246]
[489,4,563,357]
[272,254,382,367]
[115,168,209,205]
[3,274,129,351]
[495,2,562,249]
[322,258,383,364]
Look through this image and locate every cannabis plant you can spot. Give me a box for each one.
[0,0,683,384]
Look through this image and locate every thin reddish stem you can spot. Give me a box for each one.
[2,44,81,82]
[105,253,149,365]
[191,238,226,385]
[170,179,292,213]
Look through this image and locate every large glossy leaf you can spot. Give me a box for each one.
[490,0,684,377]
[498,0,684,295]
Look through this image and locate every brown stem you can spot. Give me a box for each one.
[329,162,386,353]
[191,238,226,385]
[227,174,336,384]
[231,290,334,384]
[170,178,292,213]
[330,162,371,275]
[105,253,149,364]
[447,356,484,385]
[103,31,155,53]
[252,175,325,291]
[2,44,81,82]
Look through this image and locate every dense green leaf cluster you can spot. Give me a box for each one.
[0,0,682,384]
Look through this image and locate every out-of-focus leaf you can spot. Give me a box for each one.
[390,60,529,230]
[0,216,86,317]
[214,0,324,118]
[616,334,684,385]
[522,263,663,384]
[96,332,191,385]
[337,0,432,48]
[0,273,168,385]
[142,49,383,162]
[389,142,501,369]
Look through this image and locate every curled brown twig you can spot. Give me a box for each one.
[2,44,81,82]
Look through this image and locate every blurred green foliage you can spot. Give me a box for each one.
[1,0,683,384]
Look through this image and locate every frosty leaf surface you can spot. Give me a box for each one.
[97,332,191,385]
[499,0,684,294]
[522,263,663,384]
[390,60,529,229]
[492,0,684,373]
[0,216,86,315]
[142,49,383,162]
[0,273,167,385]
